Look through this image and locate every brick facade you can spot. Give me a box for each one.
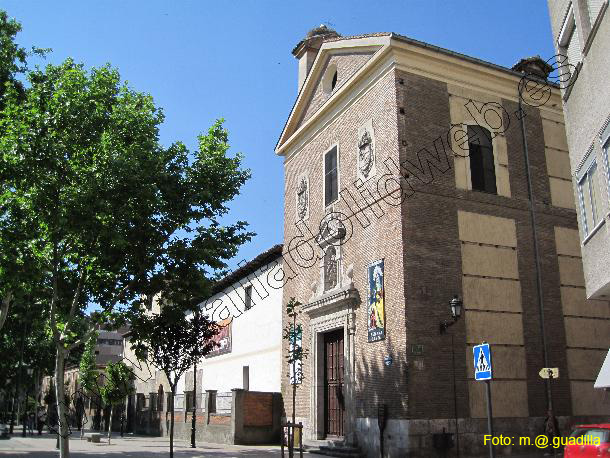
[278,32,610,457]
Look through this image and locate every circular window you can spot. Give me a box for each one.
[322,64,338,94]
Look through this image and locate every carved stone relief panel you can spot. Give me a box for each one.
[296,173,309,221]
[357,119,376,182]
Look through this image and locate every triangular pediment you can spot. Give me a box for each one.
[276,35,390,154]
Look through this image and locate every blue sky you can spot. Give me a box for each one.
[3,0,555,271]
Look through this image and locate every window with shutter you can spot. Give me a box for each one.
[587,0,604,24]
[578,159,602,237]
[603,137,610,207]
[566,26,581,68]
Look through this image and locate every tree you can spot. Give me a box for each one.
[0,297,58,433]
[0,52,251,457]
[129,304,219,458]
[77,331,99,434]
[282,297,308,458]
[0,10,47,332]
[100,362,134,444]
[78,332,98,402]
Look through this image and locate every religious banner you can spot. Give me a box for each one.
[367,259,385,342]
[206,318,232,357]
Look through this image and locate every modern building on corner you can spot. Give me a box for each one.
[276,25,610,457]
[547,0,610,391]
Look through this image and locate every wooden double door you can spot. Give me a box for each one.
[324,329,345,437]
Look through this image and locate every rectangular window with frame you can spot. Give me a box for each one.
[578,160,602,237]
[324,146,338,206]
[244,285,253,310]
[468,125,497,194]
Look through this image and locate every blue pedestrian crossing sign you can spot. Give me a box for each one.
[473,343,492,381]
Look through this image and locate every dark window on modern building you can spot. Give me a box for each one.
[185,391,195,411]
[97,338,122,346]
[150,393,158,411]
[468,125,497,194]
[244,285,253,310]
[325,146,338,206]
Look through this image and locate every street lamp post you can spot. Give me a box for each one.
[439,295,463,458]
[191,357,197,448]
[34,370,41,436]
[21,367,32,437]
[5,378,11,429]
[25,368,33,436]
[191,307,200,449]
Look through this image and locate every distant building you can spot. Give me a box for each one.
[276,25,610,457]
[123,245,284,444]
[40,324,129,430]
[95,328,125,365]
[547,0,610,390]
[177,244,284,395]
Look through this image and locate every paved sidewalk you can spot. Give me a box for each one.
[0,432,323,457]
[0,433,560,457]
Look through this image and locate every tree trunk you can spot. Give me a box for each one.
[55,347,70,458]
[107,406,113,444]
[169,389,175,458]
[0,292,12,332]
[80,398,85,440]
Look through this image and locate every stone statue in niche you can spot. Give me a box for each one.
[358,128,374,178]
[323,246,338,291]
[296,175,308,220]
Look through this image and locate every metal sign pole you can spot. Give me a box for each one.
[485,380,495,458]
[547,370,554,412]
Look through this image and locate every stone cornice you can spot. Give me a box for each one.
[303,286,360,318]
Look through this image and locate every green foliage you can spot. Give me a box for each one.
[0,9,47,105]
[129,304,219,389]
[100,361,134,407]
[0,299,56,386]
[0,9,48,328]
[0,14,251,455]
[0,10,27,84]
[78,331,99,396]
[282,297,308,384]
[0,56,252,345]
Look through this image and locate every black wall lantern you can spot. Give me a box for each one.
[439,294,464,457]
[440,295,463,334]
